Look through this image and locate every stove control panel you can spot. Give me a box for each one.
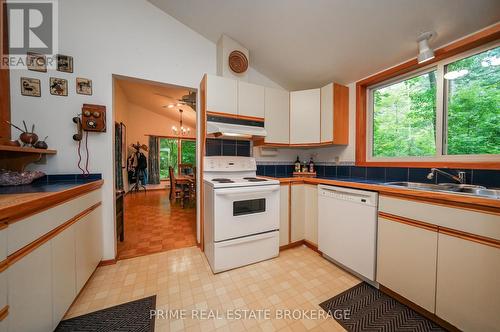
[204,156,256,172]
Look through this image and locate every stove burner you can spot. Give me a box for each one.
[212,178,234,183]
[244,177,267,182]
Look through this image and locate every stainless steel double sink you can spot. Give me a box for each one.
[384,182,500,199]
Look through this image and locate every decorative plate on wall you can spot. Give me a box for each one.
[228,50,248,74]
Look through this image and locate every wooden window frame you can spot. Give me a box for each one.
[356,23,500,169]
[157,136,196,180]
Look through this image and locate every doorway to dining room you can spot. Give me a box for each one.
[113,75,197,260]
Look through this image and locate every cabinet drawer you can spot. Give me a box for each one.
[8,190,101,255]
[379,196,500,240]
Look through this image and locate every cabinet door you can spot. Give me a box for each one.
[320,83,333,142]
[8,241,53,332]
[75,207,102,293]
[279,184,290,246]
[303,185,318,245]
[264,88,290,144]
[238,81,265,118]
[376,217,438,312]
[290,89,320,144]
[290,184,305,242]
[206,74,238,115]
[436,233,500,331]
[52,224,76,326]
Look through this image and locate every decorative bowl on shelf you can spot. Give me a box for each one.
[19,132,38,147]
[0,170,46,186]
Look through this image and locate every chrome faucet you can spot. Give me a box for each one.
[427,168,466,184]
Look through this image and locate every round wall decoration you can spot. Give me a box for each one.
[228,50,248,74]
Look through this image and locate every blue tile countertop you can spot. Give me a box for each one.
[0,174,102,195]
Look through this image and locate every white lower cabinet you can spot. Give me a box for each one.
[6,200,102,332]
[376,217,438,313]
[290,184,305,242]
[303,184,318,245]
[52,224,77,326]
[289,184,318,245]
[75,207,102,292]
[8,242,53,332]
[279,184,290,246]
[435,233,500,331]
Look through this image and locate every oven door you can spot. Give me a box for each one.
[213,185,280,242]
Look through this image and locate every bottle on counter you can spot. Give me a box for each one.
[294,156,301,172]
[309,157,315,173]
[302,162,308,173]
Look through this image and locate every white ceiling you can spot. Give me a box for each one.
[114,76,196,127]
[148,0,500,90]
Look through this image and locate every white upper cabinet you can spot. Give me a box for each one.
[264,87,290,144]
[320,83,334,142]
[290,88,321,144]
[206,74,238,115]
[238,81,265,118]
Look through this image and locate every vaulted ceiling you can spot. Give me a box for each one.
[114,76,196,128]
[149,0,500,90]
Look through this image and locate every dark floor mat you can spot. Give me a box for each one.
[55,295,156,332]
[319,282,446,332]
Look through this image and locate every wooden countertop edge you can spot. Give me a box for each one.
[0,180,104,223]
[266,176,500,212]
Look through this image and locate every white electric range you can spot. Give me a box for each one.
[203,156,280,273]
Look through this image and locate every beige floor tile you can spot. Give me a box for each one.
[65,246,357,331]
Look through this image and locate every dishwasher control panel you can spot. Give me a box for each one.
[318,185,378,206]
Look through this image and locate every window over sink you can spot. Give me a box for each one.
[367,43,500,162]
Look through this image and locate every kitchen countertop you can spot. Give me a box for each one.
[270,176,500,212]
[0,179,104,223]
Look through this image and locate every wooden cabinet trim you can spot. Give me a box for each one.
[2,202,101,270]
[378,212,438,232]
[0,180,104,223]
[287,183,291,244]
[439,227,500,249]
[379,211,500,249]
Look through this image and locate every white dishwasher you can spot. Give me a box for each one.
[318,184,378,281]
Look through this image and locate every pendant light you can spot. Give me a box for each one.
[172,109,190,136]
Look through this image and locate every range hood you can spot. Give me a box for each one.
[206,115,266,138]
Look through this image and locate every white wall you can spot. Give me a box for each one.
[10,0,216,260]
[10,0,284,259]
[127,103,195,149]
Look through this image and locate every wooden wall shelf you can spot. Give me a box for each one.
[0,145,57,171]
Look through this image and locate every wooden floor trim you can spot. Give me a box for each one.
[5,202,102,268]
[303,239,321,254]
[279,240,304,251]
[379,285,460,332]
[98,258,117,266]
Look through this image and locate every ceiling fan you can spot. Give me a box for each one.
[156,91,196,109]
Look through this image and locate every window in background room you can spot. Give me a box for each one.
[372,70,437,157]
[159,138,178,179]
[445,46,500,155]
[181,140,196,165]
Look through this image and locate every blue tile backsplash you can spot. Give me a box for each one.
[206,139,251,157]
[256,164,500,188]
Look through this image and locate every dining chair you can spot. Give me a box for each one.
[168,166,182,201]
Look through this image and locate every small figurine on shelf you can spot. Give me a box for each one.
[34,136,48,149]
[6,120,42,148]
